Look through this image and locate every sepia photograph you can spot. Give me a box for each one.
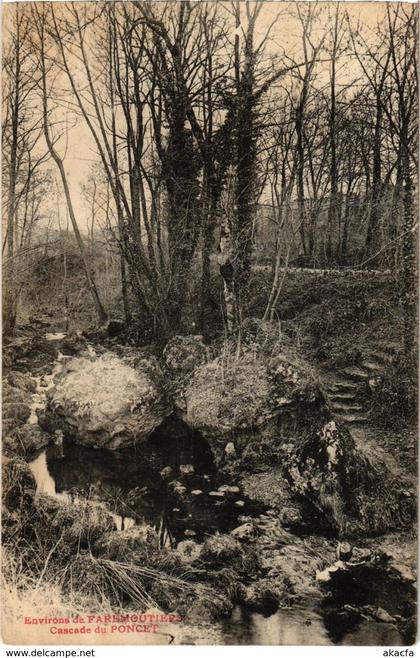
[1,0,418,648]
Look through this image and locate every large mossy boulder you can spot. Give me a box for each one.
[3,382,32,406]
[182,319,328,466]
[41,352,172,449]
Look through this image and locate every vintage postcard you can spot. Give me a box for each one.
[1,0,417,647]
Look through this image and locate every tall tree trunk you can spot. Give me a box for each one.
[296,103,307,258]
[400,142,416,355]
[3,8,21,334]
[326,43,337,261]
[230,7,260,311]
[51,155,108,325]
[234,78,257,299]
[4,120,18,334]
[200,175,219,330]
[389,161,403,271]
[219,169,240,333]
[365,99,383,257]
[164,102,201,329]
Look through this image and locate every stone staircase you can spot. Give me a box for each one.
[321,344,400,427]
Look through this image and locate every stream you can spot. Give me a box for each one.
[28,436,409,646]
[29,421,257,543]
[219,604,406,645]
[24,333,411,646]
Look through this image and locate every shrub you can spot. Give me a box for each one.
[370,353,417,429]
[2,457,36,511]
[33,494,116,547]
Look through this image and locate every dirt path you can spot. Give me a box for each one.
[253,265,392,277]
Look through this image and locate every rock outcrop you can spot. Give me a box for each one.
[317,549,416,642]
[7,371,37,393]
[285,420,416,535]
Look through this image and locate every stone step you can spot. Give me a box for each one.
[377,341,402,355]
[325,380,360,393]
[365,351,395,367]
[339,413,369,424]
[360,360,384,374]
[329,392,357,401]
[331,402,364,413]
[341,366,370,381]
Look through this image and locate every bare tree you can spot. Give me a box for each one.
[2,4,50,332]
[350,11,393,258]
[14,1,415,343]
[263,98,297,320]
[285,4,326,260]
[325,4,348,259]
[32,3,108,325]
[383,4,418,353]
[354,4,417,349]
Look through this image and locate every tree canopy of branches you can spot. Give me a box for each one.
[2,1,417,347]
[2,4,51,332]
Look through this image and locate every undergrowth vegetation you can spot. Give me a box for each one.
[369,354,418,429]
[248,270,405,363]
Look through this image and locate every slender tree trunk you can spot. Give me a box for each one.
[264,196,287,321]
[201,221,213,328]
[308,201,319,260]
[234,76,257,298]
[389,161,403,271]
[341,185,352,257]
[219,169,240,333]
[365,99,383,257]
[52,155,108,324]
[4,125,18,334]
[4,9,21,334]
[268,241,293,321]
[36,7,107,325]
[200,175,219,330]
[326,47,337,261]
[400,141,416,355]
[120,254,131,326]
[296,104,307,258]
